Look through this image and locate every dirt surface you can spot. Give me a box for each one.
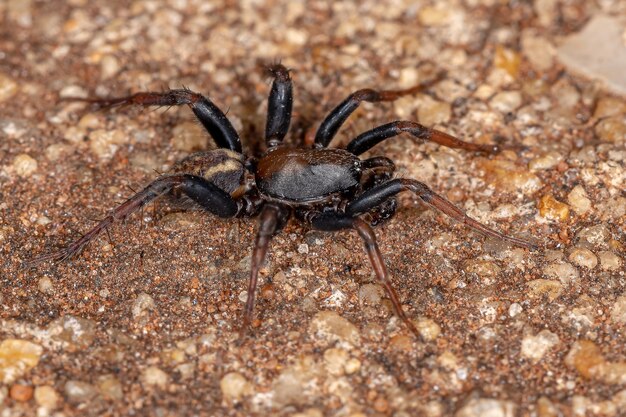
[1,1,625,416]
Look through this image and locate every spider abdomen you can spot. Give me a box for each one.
[256,147,361,203]
[171,149,245,194]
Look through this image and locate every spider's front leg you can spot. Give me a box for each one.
[314,70,446,148]
[347,178,538,250]
[28,174,240,266]
[307,211,421,337]
[346,120,499,155]
[62,89,242,152]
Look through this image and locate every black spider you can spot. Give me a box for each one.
[31,64,536,338]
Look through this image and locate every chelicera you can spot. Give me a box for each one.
[31,64,536,338]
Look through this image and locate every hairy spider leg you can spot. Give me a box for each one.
[346,120,499,155]
[309,212,420,337]
[265,64,293,148]
[346,178,538,250]
[313,71,446,148]
[63,89,242,152]
[240,204,289,339]
[28,175,239,266]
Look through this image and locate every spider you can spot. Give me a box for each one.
[31,64,536,338]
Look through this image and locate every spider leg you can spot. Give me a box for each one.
[28,174,239,266]
[309,212,420,337]
[346,178,537,250]
[314,71,446,148]
[62,89,242,152]
[265,64,293,148]
[346,120,499,155]
[240,204,289,340]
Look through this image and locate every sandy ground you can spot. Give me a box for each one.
[1,1,625,416]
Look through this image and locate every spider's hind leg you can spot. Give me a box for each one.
[308,212,420,337]
[346,178,537,250]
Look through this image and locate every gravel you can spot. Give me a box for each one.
[1,0,624,415]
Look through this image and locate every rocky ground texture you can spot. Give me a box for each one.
[1,0,625,416]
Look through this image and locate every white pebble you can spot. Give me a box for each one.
[490,91,523,113]
[567,185,592,215]
[568,247,598,269]
[141,366,169,388]
[12,154,38,177]
[220,372,252,403]
[34,385,59,410]
[38,277,54,294]
[611,295,626,325]
[521,329,559,363]
[508,303,523,317]
[598,251,622,271]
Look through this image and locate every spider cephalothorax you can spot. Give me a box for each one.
[31,64,536,338]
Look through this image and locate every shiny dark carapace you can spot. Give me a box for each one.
[255,147,361,202]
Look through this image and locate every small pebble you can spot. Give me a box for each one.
[64,380,98,404]
[0,72,18,102]
[309,311,360,347]
[373,396,389,413]
[344,358,361,375]
[141,366,169,389]
[526,279,564,301]
[567,185,592,215]
[0,339,43,384]
[47,315,97,348]
[358,283,383,306]
[45,143,73,162]
[568,247,598,269]
[297,243,309,254]
[521,330,559,363]
[415,317,441,341]
[536,397,560,417]
[489,91,522,113]
[455,397,516,417]
[10,384,34,402]
[418,6,451,26]
[611,296,626,325]
[576,224,610,247]
[38,277,54,294]
[542,262,580,285]
[34,385,60,409]
[389,334,413,353]
[89,128,127,159]
[132,292,157,319]
[220,373,252,404]
[508,303,523,317]
[565,340,605,379]
[97,374,123,400]
[477,159,542,194]
[594,116,626,144]
[494,46,521,78]
[323,348,349,375]
[594,97,626,119]
[538,194,569,221]
[12,154,38,178]
[521,31,555,71]
[100,54,120,78]
[528,151,562,171]
[598,251,622,271]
